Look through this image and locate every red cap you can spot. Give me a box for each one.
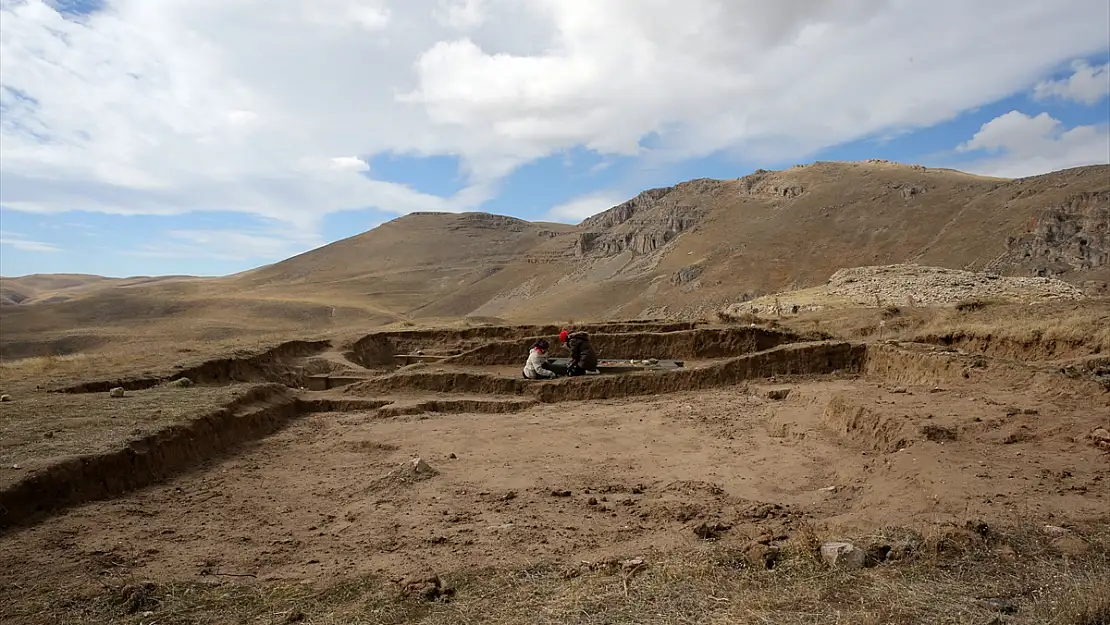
[559,330,569,343]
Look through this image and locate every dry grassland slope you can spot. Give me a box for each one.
[1,160,1106,354]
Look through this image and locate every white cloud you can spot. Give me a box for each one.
[125,228,325,261]
[0,230,61,253]
[1033,59,1110,105]
[1,0,1108,237]
[956,110,1110,178]
[545,191,625,223]
[329,156,370,172]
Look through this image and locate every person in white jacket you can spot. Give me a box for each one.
[523,339,557,379]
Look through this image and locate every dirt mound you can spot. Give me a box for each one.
[443,327,804,366]
[347,342,865,402]
[53,340,332,393]
[0,384,296,531]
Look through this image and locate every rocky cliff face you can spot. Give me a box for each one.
[999,191,1109,279]
[574,180,720,258]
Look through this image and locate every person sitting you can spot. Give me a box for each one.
[559,329,598,376]
[522,339,557,379]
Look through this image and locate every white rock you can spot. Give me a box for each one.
[820,542,866,570]
[0,394,11,402]
[109,387,126,398]
[410,457,436,475]
[1042,525,1068,537]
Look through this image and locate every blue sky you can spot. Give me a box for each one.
[1,1,1108,278]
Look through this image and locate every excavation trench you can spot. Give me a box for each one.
[0,390,540,533]
[345,324,782,368]
[6,340,1103,534]
[52,340,335,394]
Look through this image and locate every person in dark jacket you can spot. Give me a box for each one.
[559,329,598,376]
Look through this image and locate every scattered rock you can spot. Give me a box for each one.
[496,491,516,502]
[587,497,598,506]
[890,386,908,394]
[109,387,126,398]
[820,542,866,570]
[1042,525,1068,538]
[744,542,780,570]
[1090,428,1110,450]
[765,388,791,401]
[1050,535,1090,556]
[409,457,437,476]
[167,377,194,388]
[982,598,1018,615]
[620,557,645,573]
[282,608,306,623]
[919,424,958,442]
[550,489,572,497]
[819,485,838,493]
[0,394,11,402]
[398,573,454,601]
[448,452,457,459]
[693,521,731,540]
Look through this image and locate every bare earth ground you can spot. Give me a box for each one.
[1,306,1109,624]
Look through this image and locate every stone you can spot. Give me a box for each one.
[1050,535,1090,557]
[410,457,437,476]
[765,388,792,401]
[0,394,11,402]
[398,573,454,601]
[1090,428,1110,449]
[820,542,866,570]
[168,377,194,388]
[693,521,731,540]
[744,542,780,570]
[109,387,126,398]
[1042,525,1068,537]
[982,598,1018,615]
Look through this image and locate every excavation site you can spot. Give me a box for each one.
[2,320,1108,624]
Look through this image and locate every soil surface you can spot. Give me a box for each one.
[4,374,1106,590]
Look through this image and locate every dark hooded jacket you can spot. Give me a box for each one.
[566,331,598,370]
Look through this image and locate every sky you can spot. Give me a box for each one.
[1,0,1108,278]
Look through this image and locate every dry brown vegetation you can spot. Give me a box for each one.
[3,523,1107,624]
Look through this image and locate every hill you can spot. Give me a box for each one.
[1,159,1107,358]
